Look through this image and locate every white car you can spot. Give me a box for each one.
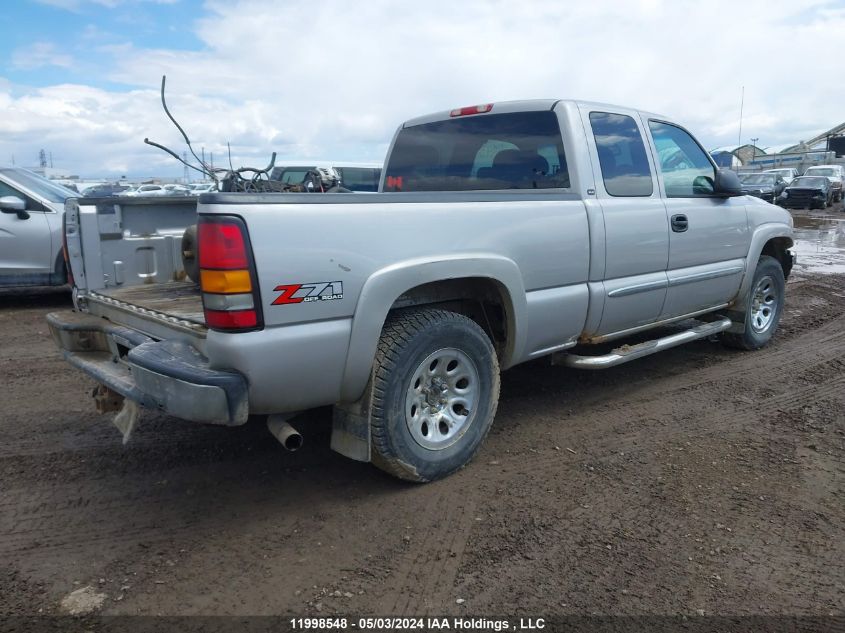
[121,184,167,197]
[163,184,192,196]
[803,165,844,202]
[188,183,216,195]
[763,168,800,184]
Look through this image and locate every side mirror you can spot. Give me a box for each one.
[0,195,30,219]
[713,169,743,197]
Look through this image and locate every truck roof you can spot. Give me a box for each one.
[402,99,669,128]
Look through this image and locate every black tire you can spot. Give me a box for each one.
[720,255,785,351]
[369,308,500,482]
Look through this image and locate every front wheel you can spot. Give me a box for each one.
[369,309,500,482]
[721,255,785,350]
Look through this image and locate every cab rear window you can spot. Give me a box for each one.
[383,111,570,192]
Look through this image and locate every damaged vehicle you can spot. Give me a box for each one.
[48,99,794,482]
[778,175,835,209]
[802,165,844,202]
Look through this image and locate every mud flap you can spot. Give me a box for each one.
[331,379,373,462]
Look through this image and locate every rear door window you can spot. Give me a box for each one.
[383,111,570,191]
[588,112,653,197]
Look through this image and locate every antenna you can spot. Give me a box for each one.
[143,75,282,192]
[157,76,208,173]
[737,86,744,148]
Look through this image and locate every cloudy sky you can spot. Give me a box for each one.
[2,0,844,178]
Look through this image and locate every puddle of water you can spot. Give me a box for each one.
[789,211,845,274]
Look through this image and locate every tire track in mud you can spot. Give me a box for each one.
[590,316,845,407]
[373,491,477,615]
[486,316,845,477]
[8,317,841,577]
[2,280,844,616]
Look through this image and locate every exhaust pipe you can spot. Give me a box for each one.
[267,415,303,452]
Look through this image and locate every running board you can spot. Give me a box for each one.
[553,317,732,369]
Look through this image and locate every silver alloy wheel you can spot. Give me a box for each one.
[404,347,480,451]
[750,275,777,334]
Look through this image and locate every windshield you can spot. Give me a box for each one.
[384,111,570,191]
[0,168,74,202]
[805,168,835,176]
[742,174,775,185]
[336,167,381,192]
[766,170,791,177]
[791,177,826,188]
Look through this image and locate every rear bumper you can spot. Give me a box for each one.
[47,310,249,426]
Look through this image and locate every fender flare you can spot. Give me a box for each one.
[338,253,526,402]
[732,223,794,313]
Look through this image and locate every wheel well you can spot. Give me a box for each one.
[761,237,794,279]
[388,278,513,359]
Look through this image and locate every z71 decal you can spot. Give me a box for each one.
[272,281,344,305]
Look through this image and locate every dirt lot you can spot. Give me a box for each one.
[1,210,843,621]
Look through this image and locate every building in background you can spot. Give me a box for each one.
[711,121,844,173]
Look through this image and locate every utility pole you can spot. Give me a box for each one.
[183,151,189,183]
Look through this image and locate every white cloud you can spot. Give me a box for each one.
[4,0,845,176]
[11,42,74,70]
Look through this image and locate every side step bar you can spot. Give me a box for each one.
[553,317,732,370]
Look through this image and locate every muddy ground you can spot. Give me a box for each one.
[1,209,843,621]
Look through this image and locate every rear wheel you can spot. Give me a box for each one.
[369,308,500,482]
[721,255,785,350]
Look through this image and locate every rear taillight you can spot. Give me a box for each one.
[197,215,262,332]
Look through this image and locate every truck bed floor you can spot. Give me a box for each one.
[94,281,205,326]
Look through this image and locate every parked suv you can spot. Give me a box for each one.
[0,168,74,287]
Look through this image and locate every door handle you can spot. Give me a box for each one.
[671,214,688,233]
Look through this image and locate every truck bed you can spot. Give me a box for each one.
[88,281,206,337]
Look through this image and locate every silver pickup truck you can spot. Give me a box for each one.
[49,99,794,482]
